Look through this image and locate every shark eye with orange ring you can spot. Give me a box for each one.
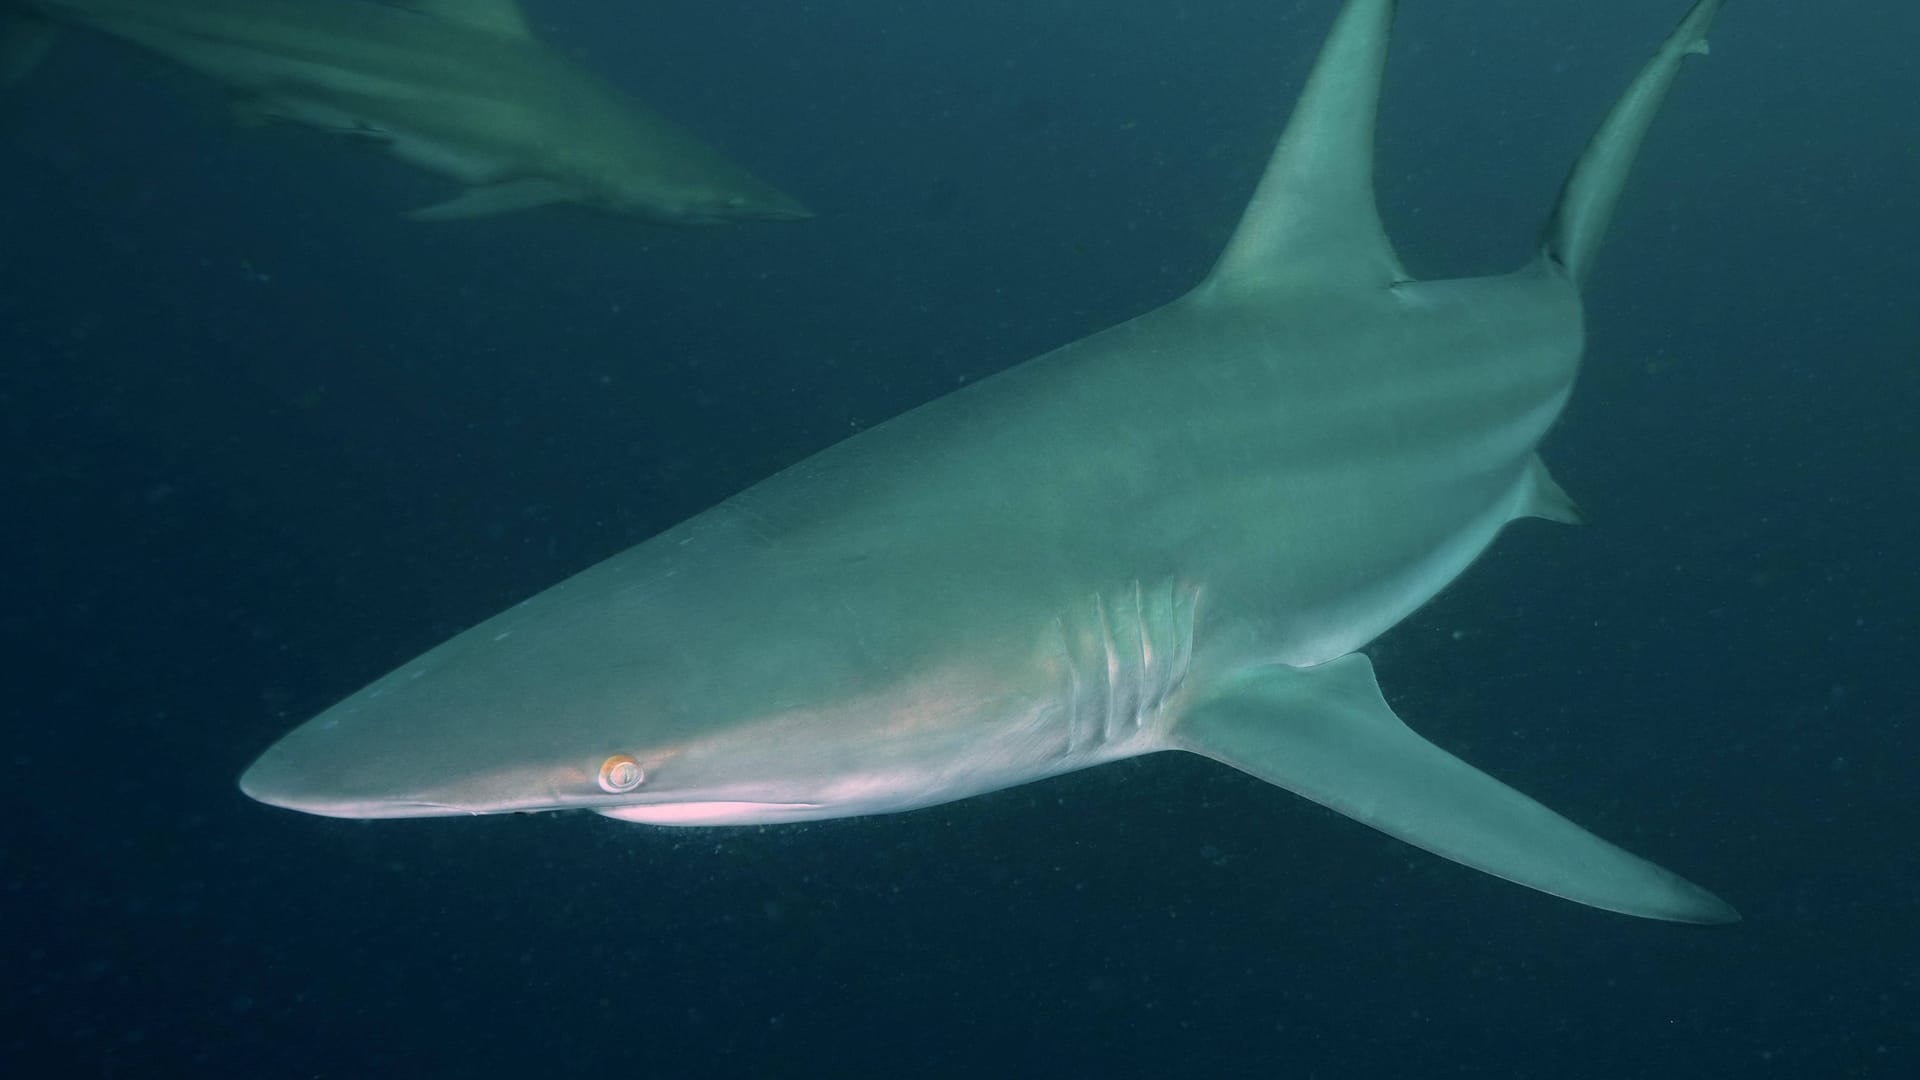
[598,755,644,793]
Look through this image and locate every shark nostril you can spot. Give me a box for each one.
[598,754,644,793]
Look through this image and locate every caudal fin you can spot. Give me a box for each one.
[1,13,58,86]
[1542,0,1727,286]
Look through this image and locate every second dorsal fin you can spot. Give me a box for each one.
[1203,0,1406,296]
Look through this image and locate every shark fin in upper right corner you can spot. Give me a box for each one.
[1541,0,1726,286]
[1,14,59,86]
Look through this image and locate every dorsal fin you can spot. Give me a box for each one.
[1203,0,1406,296]
[393,0,533,38]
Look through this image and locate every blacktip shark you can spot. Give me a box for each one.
[240,0,1739,923]
[1,0,812,224]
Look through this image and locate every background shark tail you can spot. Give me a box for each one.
[1542,0,1725,286]
[1,10,59,86]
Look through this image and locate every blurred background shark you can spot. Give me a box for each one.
[1,0,812,224]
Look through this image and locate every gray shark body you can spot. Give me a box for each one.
[8,0,810,223]
[242,0,1738,923]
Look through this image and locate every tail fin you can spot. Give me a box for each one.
[2,13,59,86]
[1542,0,1726,286]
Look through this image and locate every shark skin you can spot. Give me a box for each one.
[6,0,811,224]
[241,0,1739,923]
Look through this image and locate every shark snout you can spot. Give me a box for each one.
[239,712,465,819]
[239,737,357,818]
[670,191,813,226]
[240,737,392,818]
[683,177,815,225]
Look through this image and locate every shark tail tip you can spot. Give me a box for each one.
[1541,0,1727,286]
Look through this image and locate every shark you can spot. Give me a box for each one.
[240,0,1739,923]
[1,0,812,224]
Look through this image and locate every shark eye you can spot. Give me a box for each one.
[598,755,645,793]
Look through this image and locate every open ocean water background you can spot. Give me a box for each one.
[2,1,1914,1076]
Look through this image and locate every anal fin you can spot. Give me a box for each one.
[1520,454,1584,525]
[1175,654,1737,923]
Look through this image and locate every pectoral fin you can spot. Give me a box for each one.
[1175,654,1738,924]
[406,179,571,222]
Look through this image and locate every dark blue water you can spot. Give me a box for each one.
[5,2,1914,1076]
